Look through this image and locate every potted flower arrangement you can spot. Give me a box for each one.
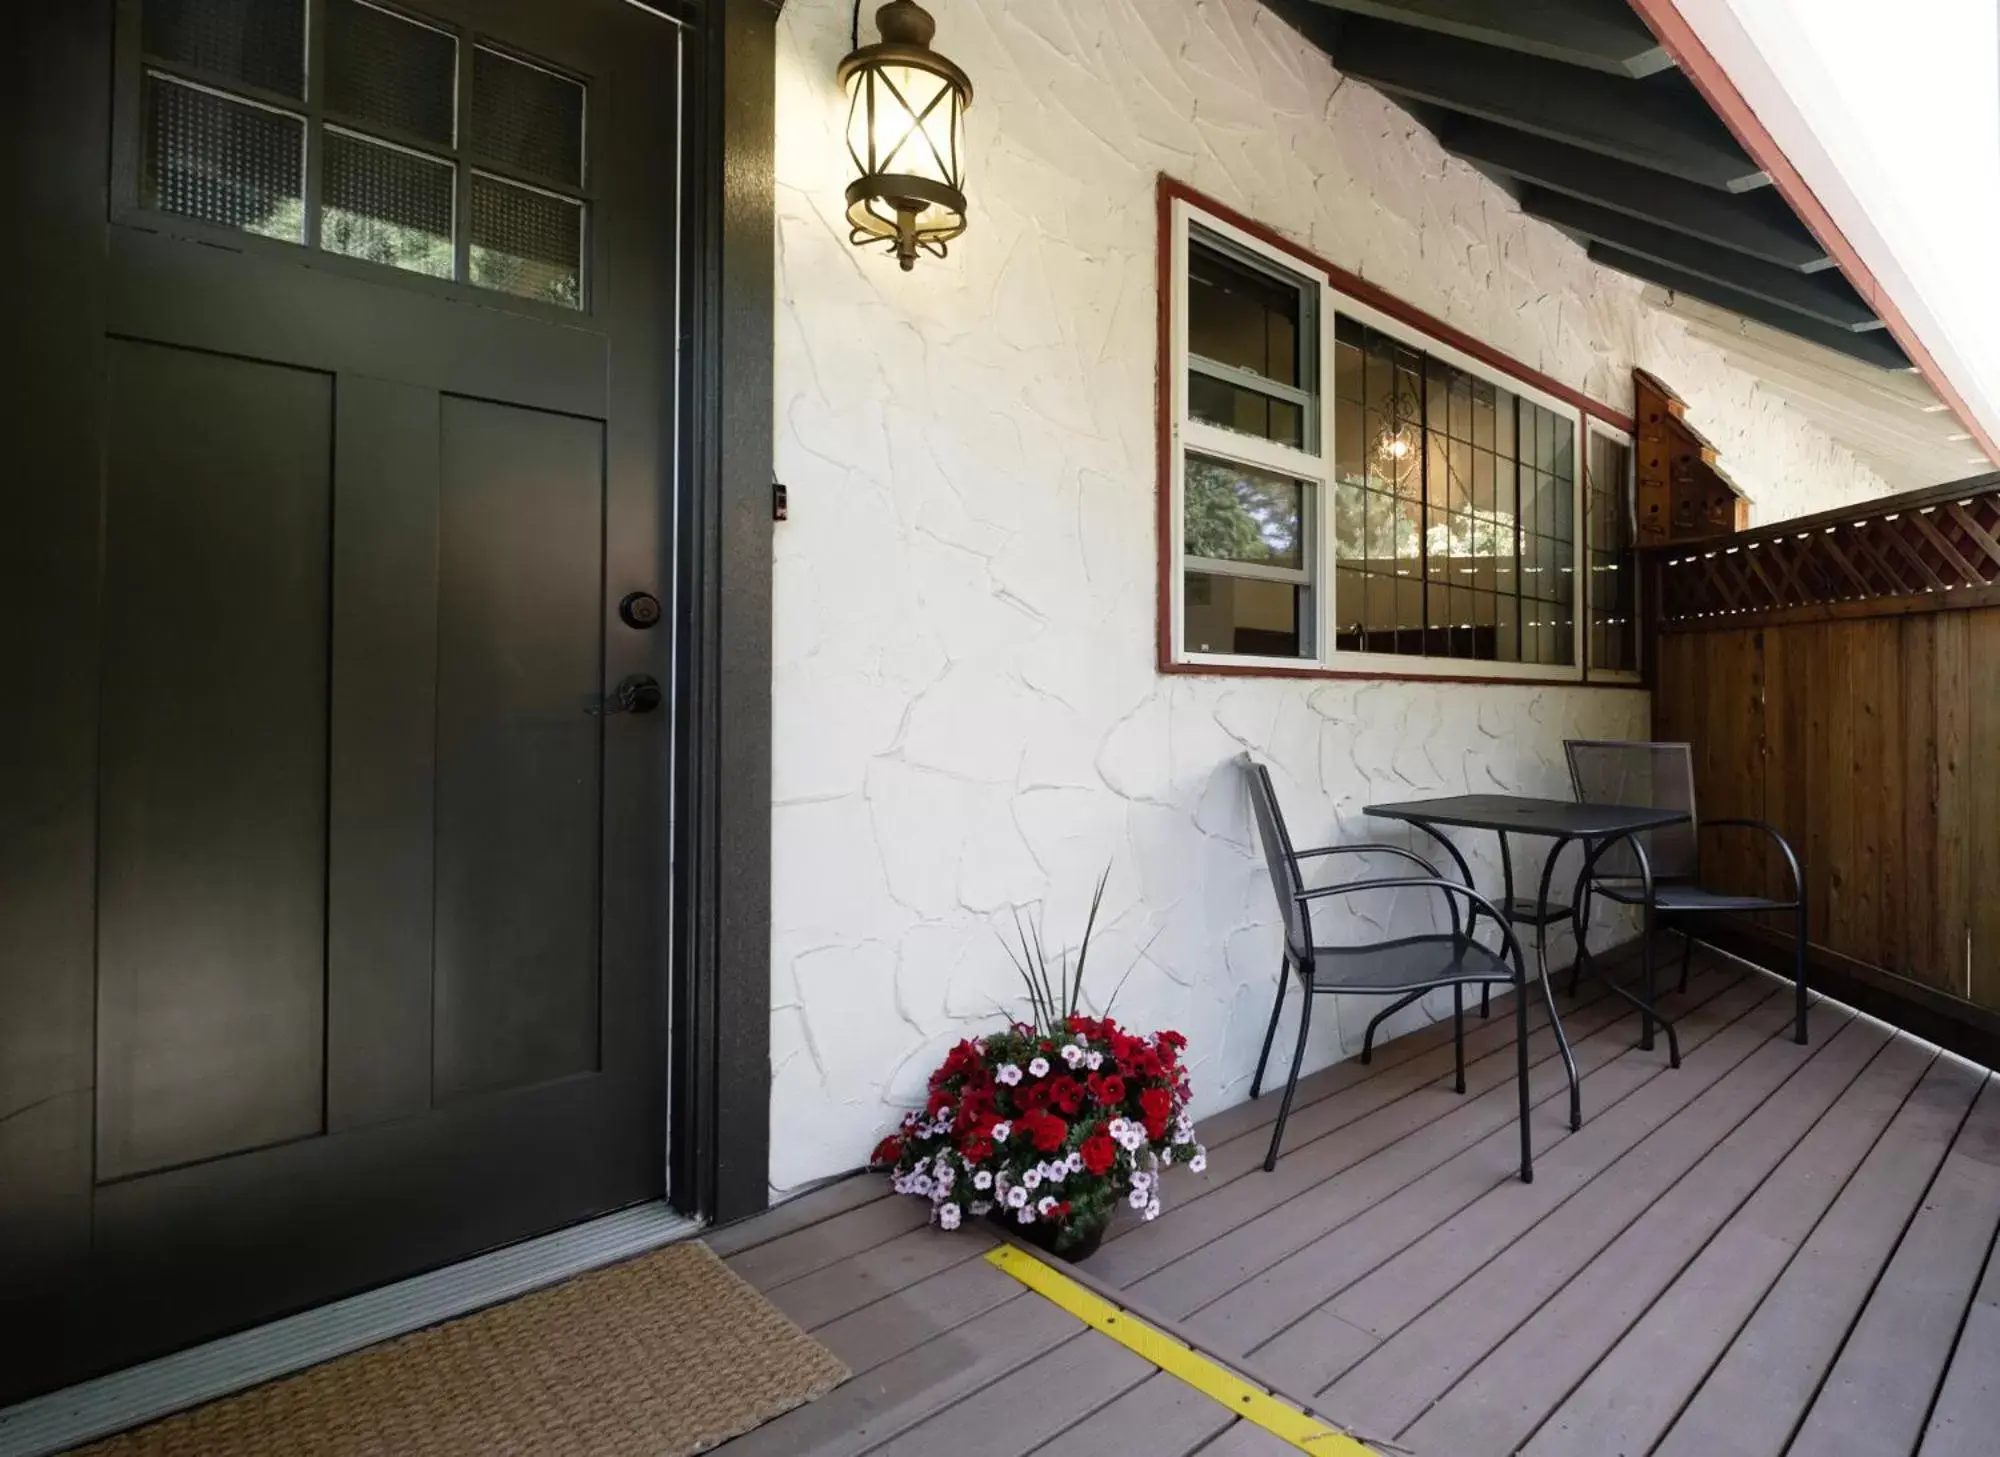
[869,876,1206,1260]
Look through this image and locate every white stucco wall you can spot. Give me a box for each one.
[766,0,1893,1193]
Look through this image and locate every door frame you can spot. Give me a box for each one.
[667,0,775,1224]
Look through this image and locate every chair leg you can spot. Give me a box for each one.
[1480,983,1491,1019]
[1678,927,1695,996]
[1264,989,1314,1173]
[1250,960,1288,1100]
[1793,901,1810,1045]
[1362,988,1427,1065]
[1515,973,1533,1183]
[1640,914,1656,1053]
[1452,984,1466,1094]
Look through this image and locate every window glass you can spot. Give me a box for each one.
[1188,243,1304,386]
[1327,317,1575,666]
[1586,431,1639,673]
[132,0,589,310]
[1183,457,1306,572]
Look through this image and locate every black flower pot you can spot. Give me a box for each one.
[990,1207,1108,1262]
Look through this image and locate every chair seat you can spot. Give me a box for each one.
[1592,879,1792,912]
[1493,896,1573,926]
[1306,935,1513,994]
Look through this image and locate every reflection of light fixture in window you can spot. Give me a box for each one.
[1374,387,1422,489]
[837,2,972,271]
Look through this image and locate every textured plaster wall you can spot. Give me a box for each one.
[766,0,1891,1192]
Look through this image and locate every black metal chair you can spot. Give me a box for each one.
[1243,759,1535,1179]
[1564,739,1808,1047]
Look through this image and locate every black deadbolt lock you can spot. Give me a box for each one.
[619,591,662,629]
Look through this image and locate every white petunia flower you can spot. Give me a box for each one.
[1006,1185,1029,1209]
[990,1120,1012,1143]
[1017,1206,1035,1225]
[1106,1117,1130,1138]
[1037,1195,1060,1217]
[1129,1188,1149,1210]
[972,1168,993,1189]
[1060,1044,1085,1068]
[1144,1198,1161,1221]
[937,1203,961,1231]
[1022,1167,1042,1191]
[1189,1151,1208,1174]
[969,1200,993,1216]
[1084,1050,1104,1070]
[1066,1152,1084,1174]
[1130,1171,1151,1191]
[1028,1056,1050,1078]
[1047,1161,1067,1184]
[995,1064,1023,1086]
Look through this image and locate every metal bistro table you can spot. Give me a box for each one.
[1363,794,1693,1142]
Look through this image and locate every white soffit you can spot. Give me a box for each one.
[1646,288,1989,493]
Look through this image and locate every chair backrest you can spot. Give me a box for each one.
[1242,756,1312,963]
[1564,739,1700,881]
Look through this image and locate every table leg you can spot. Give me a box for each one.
[1533,835,1582,1132]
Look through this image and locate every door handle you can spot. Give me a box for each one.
[588,674,663,716]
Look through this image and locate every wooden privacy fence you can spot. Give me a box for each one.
[1647,470,2000,1059]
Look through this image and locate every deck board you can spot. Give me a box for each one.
[1388,1008,1888,1453]
[1654,1053,1986,1457]
[1788,1072,2000,1457]
[1920,1215,2000,1457]
[705,955,2000,1457]
[1520,1028,1937,1457]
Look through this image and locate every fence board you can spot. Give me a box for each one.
[1651,478,2000,1033]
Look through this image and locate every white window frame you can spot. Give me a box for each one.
[1583,419,1644,684]
[1169,197,1598,683]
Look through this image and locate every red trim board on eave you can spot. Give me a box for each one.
[1624,0,2000,467]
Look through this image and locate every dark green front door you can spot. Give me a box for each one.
[1,0,682,1402]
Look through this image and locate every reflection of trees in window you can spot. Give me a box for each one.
[1184,458,1302,568]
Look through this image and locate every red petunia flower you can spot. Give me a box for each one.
[1048,1077,1085,1115]
[1081,1131,1117,1174]
[1088,1073,1127,1106]
[870,1135,903,1167]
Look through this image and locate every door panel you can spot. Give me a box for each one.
[1,0,682,1403]
[434,396,606,1102]
[96,340,333,1181]
[327,374,441,1132]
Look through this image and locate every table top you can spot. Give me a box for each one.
[1363,793,1689,839]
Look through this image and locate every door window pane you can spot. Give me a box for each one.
[322,128,454,278]
[144,0,306,98]
[471,45,586,188]
[142,74,305,242]
[1183,456,1307,572]
[469,173,584,308]
[326,0,458,146]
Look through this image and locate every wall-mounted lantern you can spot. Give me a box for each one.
[837,1,972,271]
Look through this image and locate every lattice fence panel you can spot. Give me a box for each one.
[1656,487,2000,626]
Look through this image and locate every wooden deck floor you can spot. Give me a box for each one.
[707,948,2000,1457]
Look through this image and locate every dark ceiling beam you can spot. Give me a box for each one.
[1521,186,1879,331]
[1441,120,1832,273]
[1327,15,1768,192]
[1310,0,1673,78]
[1587,244,1912,371]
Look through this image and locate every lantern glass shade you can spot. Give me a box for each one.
[838,4,970,270]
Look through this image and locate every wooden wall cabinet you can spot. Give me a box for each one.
[1635,369,1751,545]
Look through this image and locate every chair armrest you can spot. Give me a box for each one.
[1293,842,1443,878]
[1295,876,1523,973]
[1700,818,1805,903]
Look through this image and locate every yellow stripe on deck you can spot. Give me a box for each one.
[983,1244,1379,1455]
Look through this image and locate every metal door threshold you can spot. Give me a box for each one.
[0,1203,702,1457]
